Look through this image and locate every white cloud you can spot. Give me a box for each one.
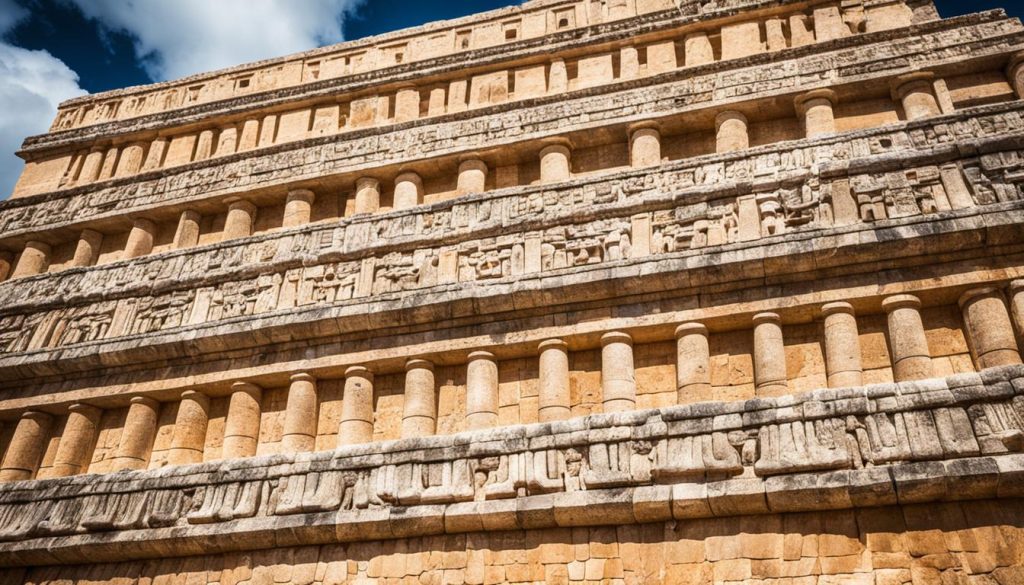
[0,0,88,199]
[64,0,365,81]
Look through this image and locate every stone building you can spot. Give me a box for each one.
[0,0,1023,582]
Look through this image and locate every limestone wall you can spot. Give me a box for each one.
[0,0,1023,580]
[32,0,928,139]
[4,499,1023,584]
[0,366,1021,572]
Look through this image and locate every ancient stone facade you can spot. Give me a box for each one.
[1,0,1024,583]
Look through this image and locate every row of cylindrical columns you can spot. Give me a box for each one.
[5,283,1024,481]
[7,70,961,282]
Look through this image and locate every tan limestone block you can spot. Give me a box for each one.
[892,73,941,121]
[539,142,571,185]
[282,373,319,454]
[394,85,420,123]
[123,218,157,259]
[720,21,763,61]
[882,294,934,381]
[172,210,202,249]
[168,391,210,466]
[753,313,788,397]
[43,404,101,478]
[283,189,316,228]
[11,240,51,279]
[114,142,146,177]
[466,351,499,431]
[223,198,257,240]
[71,229,103,267]
[339,366,374,445]
[0,411,53,482]
[78,146,105,184]
[215,125,238,156]
[959,288,1022,370]
[457,158,488,194]
[675,323,711,402]
[355,177,381,214]
[194,129,215,161]
[110,396,160,472]
[796,89,838,139]
[684,32,714,67]
[601,331,636,413]
[715,111,748,153]
[222,382,263,459]
[628,123,661,169]
[402,359,436,439]
[237,118,260,151]
[538,339,571,423]
[393,171,423,210]
[822,302,864,388]
[814,4,849,41]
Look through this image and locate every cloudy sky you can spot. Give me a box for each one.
[0,0,1019,199]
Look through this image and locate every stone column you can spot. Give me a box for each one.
[882,294,934,381]
[548,58,568,93]
[601,332,636,413]
[620,46,640,80]
[939,164,975,210]
[123,218,157,259]
[222,382,263,459]
[173,210,202,249]
[539,142,572,185]
[628,123,662,168]
[0,251,12,282]
[684,32,715,67]
[1007,53,1024,99]
[238,119,260,151]
[796,90,837,139]
[538,339,571,423]
[79,146,106,184]
[339,367,374,446]
[0,411,53,483]
[1009,280,1024,343]
[753,313,788,397]
[466,351,499,430]
[675,323,711,402]
[167,391,210,466]
[71,229,103,268]
[457,158,488,194]
[223,198,256,240]
[283,189,315,228]
[892,73,941,121]
[716,111,749,153]
[194,130,215,161]
[114,142,146,178]
[821,302,864,388]
[402,359,437,439]
[393,172,423,210]
[43,404,101,479]
[110,397,160,472]
[142,137,168,171]
[11,241,51,279]
[395,85,420,123]
[98,146,119,180]
[355,177,381,214]
[282,373,319,454]
[959,288,1023,370]
[215,125,238,156]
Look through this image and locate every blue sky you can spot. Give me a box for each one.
[0,0,1020,199]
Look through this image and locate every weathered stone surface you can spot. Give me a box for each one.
[1,0,1024,581]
